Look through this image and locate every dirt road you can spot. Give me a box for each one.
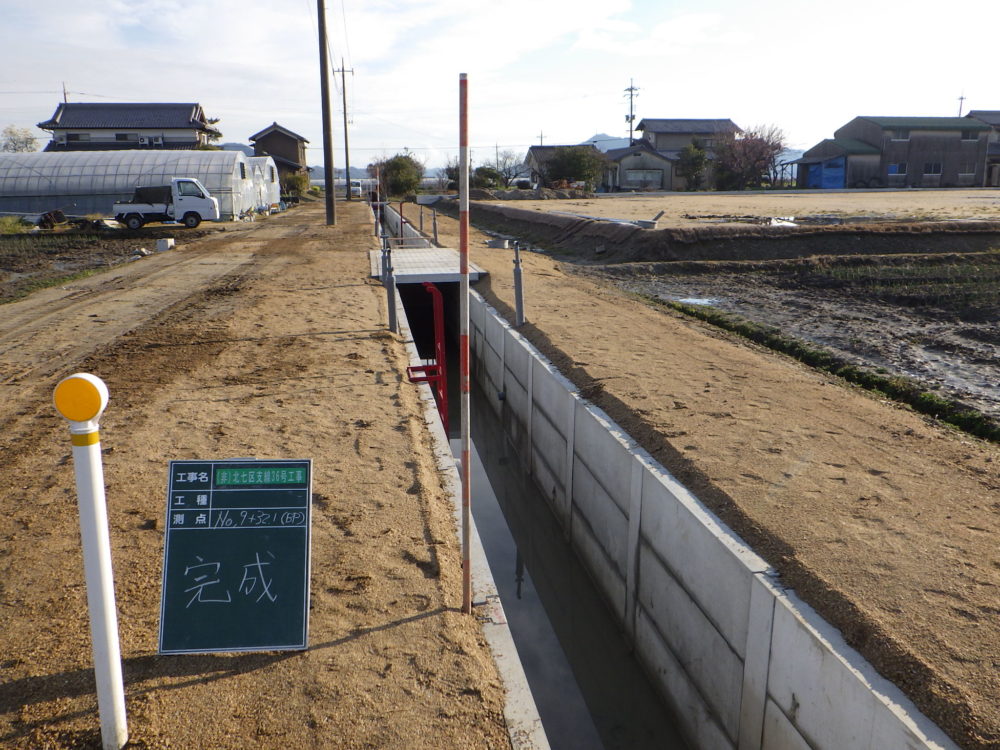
[0,202,509,749]
[420,201,1000,750]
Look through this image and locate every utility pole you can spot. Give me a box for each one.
[625,79,639,145]
[62,82,68,103]
[334,58,355,200]
[538,130,544,145]
[958,93,967,117]
[316,0,336,224]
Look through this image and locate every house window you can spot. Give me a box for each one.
[961,130,978,141]
[66,133,90,141]
[890,129,910,141]
[923,162,942,175]
[959,162,976,175]
[887,162,907,175]
[700,139,714,148]
[624,169,663,187]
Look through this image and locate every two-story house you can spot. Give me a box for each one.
[797,116,992,189]
[966,110,1000,186]
[37,102,220,151]
[634,118,741,189]
[248,123,310,182]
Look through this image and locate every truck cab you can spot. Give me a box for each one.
[113,177,220,229]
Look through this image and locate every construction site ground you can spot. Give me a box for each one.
[0,201,510,749]
[0,189,997,750]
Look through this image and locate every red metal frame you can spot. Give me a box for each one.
[406,282,448,430]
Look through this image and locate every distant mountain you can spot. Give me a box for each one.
[220,142,254,155]
[309,165,369,179]
[581,133,631,152]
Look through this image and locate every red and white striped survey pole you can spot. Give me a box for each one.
[458,72,472,615]
[53,373,128,750]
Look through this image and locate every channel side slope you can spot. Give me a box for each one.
[427,209,1000,750]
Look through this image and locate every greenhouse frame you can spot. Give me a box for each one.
[0,150,254,221]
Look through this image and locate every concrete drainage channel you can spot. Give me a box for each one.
[468,291,960,750]
[378,203,959,749]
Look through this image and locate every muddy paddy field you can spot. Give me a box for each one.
[595,252,1000,421]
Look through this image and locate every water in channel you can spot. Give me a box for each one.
[460,385,689,750]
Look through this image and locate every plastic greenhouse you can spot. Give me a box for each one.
[247,156,280,211]
[0,150,253,221]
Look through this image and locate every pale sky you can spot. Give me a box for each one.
[2,0,997,169]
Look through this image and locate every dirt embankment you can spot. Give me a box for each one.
[435,199,1000,263]
[0,203,510,750]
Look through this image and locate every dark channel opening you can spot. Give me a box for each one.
[398,283,688,750]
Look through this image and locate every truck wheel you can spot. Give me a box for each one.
[182,212,201,229]
[124,214,144,230]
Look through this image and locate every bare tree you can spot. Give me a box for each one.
[1,125,38,153]
[714,124,785,190]
[494,149,526,188]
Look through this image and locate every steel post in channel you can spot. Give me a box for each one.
[385,247,397,334]
[513,241,525,327]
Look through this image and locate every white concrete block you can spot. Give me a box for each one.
[767,592,961,750]
[639,466,768,657]
[502,328,530,394]
[767,597,876,749]
[573,407,633,515]
[635,608,736,750]
[572,512,627,618]
[761,699,812,750]
[637,541,744,740]
[531,359,574,434]
[570,458,629,575]
[738,573,778,750]
[530,404,568,502]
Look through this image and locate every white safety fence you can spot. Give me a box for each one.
[469,290,958,750]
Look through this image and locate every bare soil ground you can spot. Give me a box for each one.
[0,202,509,749]
[419,191,1000,750]
[495,189,1000,227]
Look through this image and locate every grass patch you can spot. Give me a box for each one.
[647,296,1000,443]
[0,216,32,234]
[1,267,110,304]
[784,253,1000,322]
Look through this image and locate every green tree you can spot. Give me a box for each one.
[281,171,310,196]
[545,146,607,190]
[472,165,502,189]
[205,116,223,144]
[714,124,785,191]
[676,139,707,191]
[1,125,38,153]
[368,153,425,197]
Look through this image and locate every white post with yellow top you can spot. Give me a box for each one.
[53,373,128,750]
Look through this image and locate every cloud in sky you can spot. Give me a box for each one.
[2,0,998,167]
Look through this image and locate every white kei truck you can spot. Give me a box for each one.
[113,177,220,229]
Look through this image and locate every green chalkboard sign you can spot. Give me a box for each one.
[158,459,312,654]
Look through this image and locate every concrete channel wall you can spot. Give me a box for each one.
[469,291,959,750]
